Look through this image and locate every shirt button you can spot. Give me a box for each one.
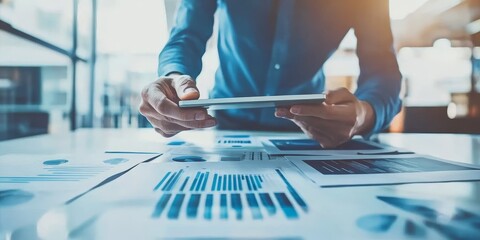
[274,64,280,70]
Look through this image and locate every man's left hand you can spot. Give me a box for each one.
[275,88,375,148]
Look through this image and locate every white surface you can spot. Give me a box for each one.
[0,130,479,239]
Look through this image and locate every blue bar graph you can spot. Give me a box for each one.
[254,175,262,188]
[231,193,242,220]
[150,169,308,221]
[186,194,201,219]
[161,171,178,191]
[246,175,252,191]
[153,171,171,191]
[179,176,189,191]
[222,175,227,191]
[211,173,218,191]
[238,174,243,191]
[151,193,172,218]
[195,173,205,192]
[249,175,258,191]
[167,193,185,219]
[217,176,222,191]
[259,193,276,216]
[275,169,308,212]
[233,174,238,191]
[201,172,209,191]
[164,169,184,191]
[204,193,213,220]
[220,193,228,220]
[190,172,201,191]
[274,192,298,219]
[246,193,263,220]
[228,174,232,191]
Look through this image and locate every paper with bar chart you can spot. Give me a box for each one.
[287,154,480,187]
[57,161,333,239]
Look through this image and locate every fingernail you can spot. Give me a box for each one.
[206,119,216,127]
[276,109,286,117]
[291,106,300,114]
[184,87,197,93]
[195,112,206,120]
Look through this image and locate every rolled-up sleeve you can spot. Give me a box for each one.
[353,0,402,137]
[158,0,217,78]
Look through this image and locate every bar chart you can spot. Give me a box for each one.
[150,167,309,221]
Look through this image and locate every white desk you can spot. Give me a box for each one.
[0,129,479,239]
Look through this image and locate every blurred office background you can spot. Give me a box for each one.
[1,0,480,141]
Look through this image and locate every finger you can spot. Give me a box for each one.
[141,98,209,123]
[169,117,217,129]
[172,75,200,100]
[289,103,355,121]
[139,100,164,121]
[147,94,208,121]
[293,115,352,146]
[149,117,191,135]
[450,39,473,48]
[154,128,178,138]
[290,119,336,147]
[275,107,295,119]
[324,88,356,105]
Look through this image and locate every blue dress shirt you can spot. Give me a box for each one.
[158,0,402,135]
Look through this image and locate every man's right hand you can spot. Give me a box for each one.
[139,74,217,137]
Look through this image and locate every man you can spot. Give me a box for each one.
[139,0,402,148]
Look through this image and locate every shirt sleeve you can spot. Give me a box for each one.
[353,0,402,138]
[158,0,217,78]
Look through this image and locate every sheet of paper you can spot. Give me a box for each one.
[0,153,159,232]
[33,163,480,240]
[261,137,406,155]
[34,161,333,239]
[287,154,480,187]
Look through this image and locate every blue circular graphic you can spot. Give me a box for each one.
[103,158,129,165]
[43,159,69,165]
[172,156,206,162]
[0,189,34,207]
[167,141,186,146]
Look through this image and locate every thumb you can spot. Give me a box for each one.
[172,75,200,100]
[324,88,355,105]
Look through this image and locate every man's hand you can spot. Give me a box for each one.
[275,88,375,148]
[139,74,217,137]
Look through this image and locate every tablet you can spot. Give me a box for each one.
[179,94,326,110]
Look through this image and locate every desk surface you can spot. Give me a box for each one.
[0,129,479,239]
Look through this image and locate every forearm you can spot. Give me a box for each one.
[157,0,216,78]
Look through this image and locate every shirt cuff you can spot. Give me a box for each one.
[158,63,188,77]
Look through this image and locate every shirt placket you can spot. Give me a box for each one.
[264,0,293,96]
[259,0,294,124]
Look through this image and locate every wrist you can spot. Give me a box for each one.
[355,101,375,135]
